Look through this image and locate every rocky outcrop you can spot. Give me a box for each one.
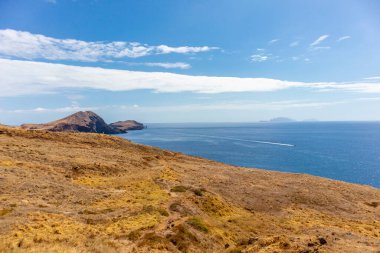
[109,120,144,131]
[21,111,126,134]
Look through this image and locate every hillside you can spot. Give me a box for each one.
[0,126,379,252]
[20,111,144,134]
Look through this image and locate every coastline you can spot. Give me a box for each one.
[0,126,379,252]
[119,121,380,188]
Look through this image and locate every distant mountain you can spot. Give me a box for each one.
[109,120,144,131]
[261,117,296,123]
[20,111,126,134]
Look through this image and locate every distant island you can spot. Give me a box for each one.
[109,120,144,131]
[20,111,144,134]
[260,117,296,123]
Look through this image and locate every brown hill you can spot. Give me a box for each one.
[20,111,125,134]
[110,120,144,131]
[0,126,379,252]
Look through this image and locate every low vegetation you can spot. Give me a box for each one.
[187,217,209,233]
[0,126,379,252]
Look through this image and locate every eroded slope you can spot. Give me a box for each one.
[0,126,379,252]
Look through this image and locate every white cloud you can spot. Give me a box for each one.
[268,39,279,45]
[144,62,191,69]
[364,76,380,80]
[1,59,380,97]
[126,62,191,69]
[154,45,216,54]
[290,41,299,47]
[337,36,351,42]
[310,35,329,47]
[0,29,218,62]
[251,54,269,62]
[251,49,271,62]
[45,0,57,3]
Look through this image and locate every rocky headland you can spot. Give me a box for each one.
[20,111,144,134]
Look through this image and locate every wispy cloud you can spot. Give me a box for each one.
[289,41,299,47]
[251,54,269,62]
[45,0,57,3]
[5,100,345,115]
[0,29,218,62]
[125,62,191,69]
[9,96,380,116]
[310,35,329,47]
[12,105,99,114]
[337,36,351,42]
[153,45,215,54]
[356,97,380,101]
[251,49,271,62]
[1,59,380,97]
[311,46,331,51]
[268,39,279,45]
[364,76,380,80]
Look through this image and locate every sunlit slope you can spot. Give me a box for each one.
[0,126,379,252]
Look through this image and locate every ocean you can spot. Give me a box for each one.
[118,122,380,188]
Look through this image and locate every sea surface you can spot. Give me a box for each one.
[118,122,380,188]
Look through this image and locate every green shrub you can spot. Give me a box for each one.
[171,185,188,192]
[192,188,206,196]
[127,229,141,241]
[187,217,209,233]
[158,208,169,217]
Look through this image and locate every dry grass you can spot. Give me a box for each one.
[0,126,379,252]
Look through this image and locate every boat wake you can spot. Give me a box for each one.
[180,133,295,147]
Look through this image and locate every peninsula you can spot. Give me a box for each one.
[0,126,378,252]
[20,111,144,134]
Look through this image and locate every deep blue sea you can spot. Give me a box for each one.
[118,122,380,188]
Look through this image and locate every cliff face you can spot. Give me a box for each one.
[20,111,126,134]
[0,126,379,252]
[109,120,144,131]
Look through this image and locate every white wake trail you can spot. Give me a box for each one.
[179,133,295,147]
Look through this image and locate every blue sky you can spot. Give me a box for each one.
[0,0,380,124]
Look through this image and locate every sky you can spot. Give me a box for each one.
[0,0,380,124]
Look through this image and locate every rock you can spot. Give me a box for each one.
[21,111,125,134]
[109,120,144,131]
[318,237,327,245]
